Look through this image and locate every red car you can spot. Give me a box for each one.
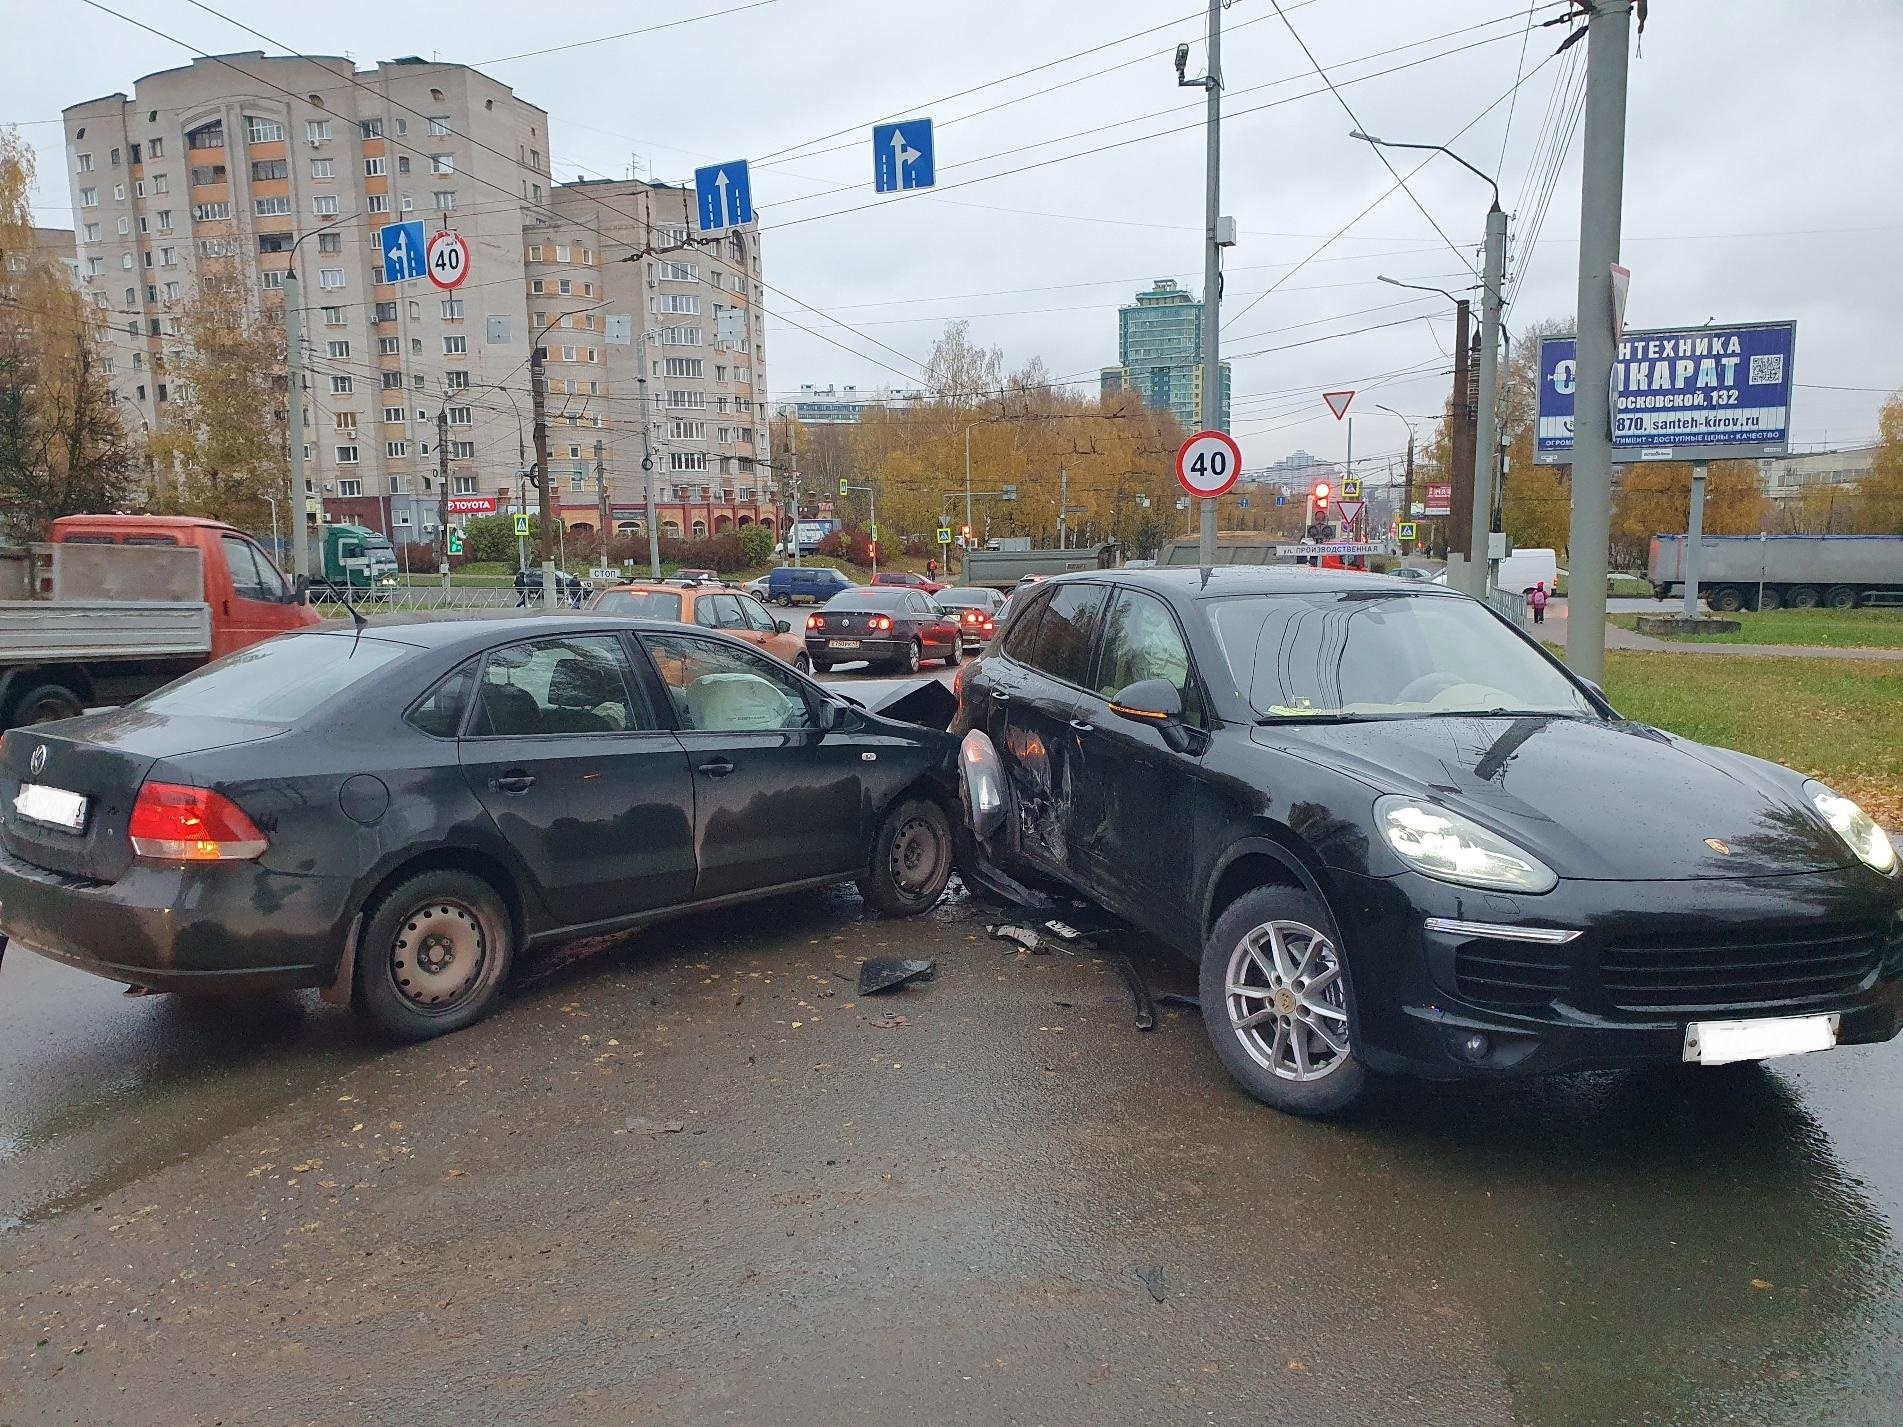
[871,570,946,596]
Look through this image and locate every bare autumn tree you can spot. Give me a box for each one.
[147,263,286,529]
[921,320,1004,405]
[0,129,133,539]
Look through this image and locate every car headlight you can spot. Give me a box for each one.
[1375,796,1558,893]
[1804,780,1897,874]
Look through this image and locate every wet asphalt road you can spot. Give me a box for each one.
[4,878,1903,1426]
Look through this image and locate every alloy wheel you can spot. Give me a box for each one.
[1224,919,1350,1082]
[391,900,488,1014]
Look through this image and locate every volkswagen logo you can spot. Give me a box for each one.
[28,744,46,777]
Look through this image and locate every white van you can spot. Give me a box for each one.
[1495,548,1558,595]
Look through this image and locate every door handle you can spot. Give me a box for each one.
[490,772,536,794]
[992,691,1011,705]
[1069,718,1093,733]
[697,758,736,778]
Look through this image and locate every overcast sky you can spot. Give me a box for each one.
[9,0,1901,474]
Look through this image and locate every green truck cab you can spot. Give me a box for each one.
[312,524,401,600]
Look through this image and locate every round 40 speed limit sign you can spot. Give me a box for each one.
[1175,429,1242,499]
[426,230,470,291]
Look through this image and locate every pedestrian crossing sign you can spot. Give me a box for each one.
[937,526,952,545]
[1397,521,1417,541]
[514,514,531,536]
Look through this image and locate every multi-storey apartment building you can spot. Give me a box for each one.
[529,178,773,543]
[62,53,551,545]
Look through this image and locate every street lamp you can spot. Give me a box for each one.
[1372,403,1419,553]
[280,211,362,590]
[1377,273,1476,573]
[529,303,609,609]
[1354,130,1504,596]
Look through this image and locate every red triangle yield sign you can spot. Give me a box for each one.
[1322,390,1355,420]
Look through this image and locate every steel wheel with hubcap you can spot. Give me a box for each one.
[357,869,513,1041]
[1199,885,1368,1116]
[858,796,953,916]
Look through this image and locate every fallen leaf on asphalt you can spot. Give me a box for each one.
[247,1163,276,1178]
[337,1095,356,1103]
[299,1222,321,1233]
[350,1123,363,1133]
[388,1122,404,1132]
[1286,1360,1308,1374]
[445,1169,466,1179]
[1751,1279,1773,1290]
[291,1160,321,1174]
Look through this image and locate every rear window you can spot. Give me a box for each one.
[136,633,411,724]
[825,590,906,610]
[595,589,683,620]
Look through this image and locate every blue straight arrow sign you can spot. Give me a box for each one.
[873,119,935,193]
[693,161,753,233]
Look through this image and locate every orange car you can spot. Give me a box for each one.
[590,582,810,672]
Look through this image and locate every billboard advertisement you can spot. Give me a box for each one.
[1423,482,1453,517]
[445,495,498,516]
[1536,321,1796,464]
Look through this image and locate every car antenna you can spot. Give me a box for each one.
[335,581,370,650]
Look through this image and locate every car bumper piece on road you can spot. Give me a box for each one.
[1329,866,1903,1080]
[0,841,355,993]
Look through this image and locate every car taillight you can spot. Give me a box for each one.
[870,615,893,631]
[807,614,823,629]
[128,782,268,861]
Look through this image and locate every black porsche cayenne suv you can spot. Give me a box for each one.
[952,567,1903,1116]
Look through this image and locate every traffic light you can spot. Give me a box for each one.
[961,523,972,545]
[1312,480,1331,516]
[839,477,849,497]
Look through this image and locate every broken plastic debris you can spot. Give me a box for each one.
[858,958,937,995]
[988,923,1047,955]
[1135,1265,1166,1302]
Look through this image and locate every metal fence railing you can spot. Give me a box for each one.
[1487,587,1529,625]
[310,582,599,621]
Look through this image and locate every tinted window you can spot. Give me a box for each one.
[825,590,906,610]
[936,589,991,609]
[1023,583,1106,688]
[595,589,682,620]
[138,633,410,723]
[1096,588,1203,725]
[1000,589,1051,660]
[1204,592,1596,719]
[469,634,655,736]
[738,597,778,634]
[407,658,478,737]
[708,594,751,630]
[693,595,722,628]
[643,632,815,732]
[123,534,180,547]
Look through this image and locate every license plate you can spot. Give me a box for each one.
[14,782,88,833]
[1684,1014,1839,1066]
[829,639,861,649]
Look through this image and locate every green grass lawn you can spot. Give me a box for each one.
[1611,608,1903,649]
[1601,650,1903,825]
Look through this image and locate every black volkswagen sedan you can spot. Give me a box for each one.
[0,617,958,1041]
[806,588,962,674]
[953,568,1903,1116]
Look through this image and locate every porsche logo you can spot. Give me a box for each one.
[1704,838,1732,855]
[28,744,46,777]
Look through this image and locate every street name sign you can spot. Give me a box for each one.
[873,119,935,192]
[694,161,754,232]
[1276,542,1382,556]
[1536,321,1796,464]
[378,220,426,283]
[1175,430,1242,498]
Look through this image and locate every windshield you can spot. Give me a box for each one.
[137,633,411,724]
[935,590,989,607]
[1203,591,1595,721]
[595,589,683,620]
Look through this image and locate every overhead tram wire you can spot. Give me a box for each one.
[1220,45,1564,336]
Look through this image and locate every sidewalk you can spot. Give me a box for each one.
[1537,604,1903,661]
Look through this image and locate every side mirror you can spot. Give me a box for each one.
[1108,678,1183,725]
[816,698,842,733]
[776,619,792,634]
[292,574,311,605]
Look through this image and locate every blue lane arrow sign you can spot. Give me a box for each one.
[378,220,426,282]
[873,119,935,193]
[693,161,753,233]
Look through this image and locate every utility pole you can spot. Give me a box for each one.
[784,417,801,570]
[283,266,310,589]
[1179,0,1225,570]
[635,321,661,579]
[436,400,450,584]
[514,423,528,577]
[1566,0,1633,682]
[531,343,557,609]
[1343,419,1353,535]
[594,438,609,555]
[1469,201,1508,596]
[1448,301,1475,572]
[1056,466,1068,548]
[1683,461,1707,620]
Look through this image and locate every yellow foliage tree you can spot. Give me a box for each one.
[1852,393,1903,536]
[0,129,134,538]
[147,263,286,529]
